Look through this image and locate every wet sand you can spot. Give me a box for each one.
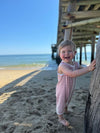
[0,67,92,133]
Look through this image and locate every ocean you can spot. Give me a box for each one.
[76,51,96,65]
[0,54,52,68]
[0,52,95,69]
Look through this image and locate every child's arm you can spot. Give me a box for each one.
[60,60,96,78]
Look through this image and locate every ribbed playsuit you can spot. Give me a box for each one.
[56,61,79,115]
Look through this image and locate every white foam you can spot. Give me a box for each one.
[41,60,58,70]
[0,68,5,70]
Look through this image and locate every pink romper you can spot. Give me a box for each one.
[56,61,79,115]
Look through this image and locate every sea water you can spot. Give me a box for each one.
[0,54,52,68]
[75,52,96,65]
[0,52,95,69]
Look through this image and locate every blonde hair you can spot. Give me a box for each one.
[58,40,76,54]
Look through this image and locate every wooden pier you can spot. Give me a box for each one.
[52,0,100,65]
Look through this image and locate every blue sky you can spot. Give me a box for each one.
[0,0,59,55]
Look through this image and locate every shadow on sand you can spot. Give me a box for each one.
[0,69,86,133]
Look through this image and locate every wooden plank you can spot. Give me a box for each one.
[93,4,100,10]
[76,5,79,11]
[62,17,100,29]
[73,32,97,36]
[76,0,100,6]
[58,32,64,37]
[63,11,100,20]
[75,27,100,33]
[61,0,70,2]
[57,37,63,45]
[74,40,92,44]
[64,7,67,12]
[61,0,100,7]
[73,35,92,39]
[84,5,90,11]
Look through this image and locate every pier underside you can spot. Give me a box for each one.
[52,0,100,64]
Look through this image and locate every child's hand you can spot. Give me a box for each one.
[88,59,96,71]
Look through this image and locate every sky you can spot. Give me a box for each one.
[0,0,59,55]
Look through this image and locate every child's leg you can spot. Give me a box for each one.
[65,106,70,114]
[65,106,68,113]
[58,114,70,127]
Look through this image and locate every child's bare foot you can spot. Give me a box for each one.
[58,117,70,127]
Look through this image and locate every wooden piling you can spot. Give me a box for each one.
[80,43,82,65]
[91,36,95,62]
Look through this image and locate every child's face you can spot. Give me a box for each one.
[59,45,76,63]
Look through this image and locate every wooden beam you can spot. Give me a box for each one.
[57,33,94,41]
[76,44,91,48]
[62,17,100,29]
[64,7,67,12]
[57,37,63,45]
[93,4,100,10]
[84,5,90,11]
[74,40,92,44]
[61,6,65,10]
[63,11,100,20]
[76,0,100,6]
[73,32,97,36]
[61,0,100,7]
[61,0,70,2]
[58,32,64,37]
[73,35,92,39]
[76,5,79,11]
[75,27,100,33]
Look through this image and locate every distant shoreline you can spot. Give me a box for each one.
[0,54,51,68]
[0,60,58,71]
[0,64,46,70]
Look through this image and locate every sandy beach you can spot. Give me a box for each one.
[0,66,92,133]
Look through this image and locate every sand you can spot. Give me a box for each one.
[0,67,92,133]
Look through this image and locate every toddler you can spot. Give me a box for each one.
[56,40,96,127]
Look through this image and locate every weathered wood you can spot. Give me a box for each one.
[64,21,72,40]
[76,0,100,5]
[62,17,100,29]
[56,0,100,48]
[84,46,87,61]
[74,41,92,44]
[76,5,79,11]
[64,1,76,40]
[91,36,95,62]
[79,43,82,65]
[84,36,100,133]
[84,5,90,11]
[57,0,62,44]
[93,4,100,10]
[73,35,92,39]
[63,11,100,20]
[73,32,97,36]
[61,0,100,7]
[61,0,70,2]
[56,0,100,65]
[75,27,100,33]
